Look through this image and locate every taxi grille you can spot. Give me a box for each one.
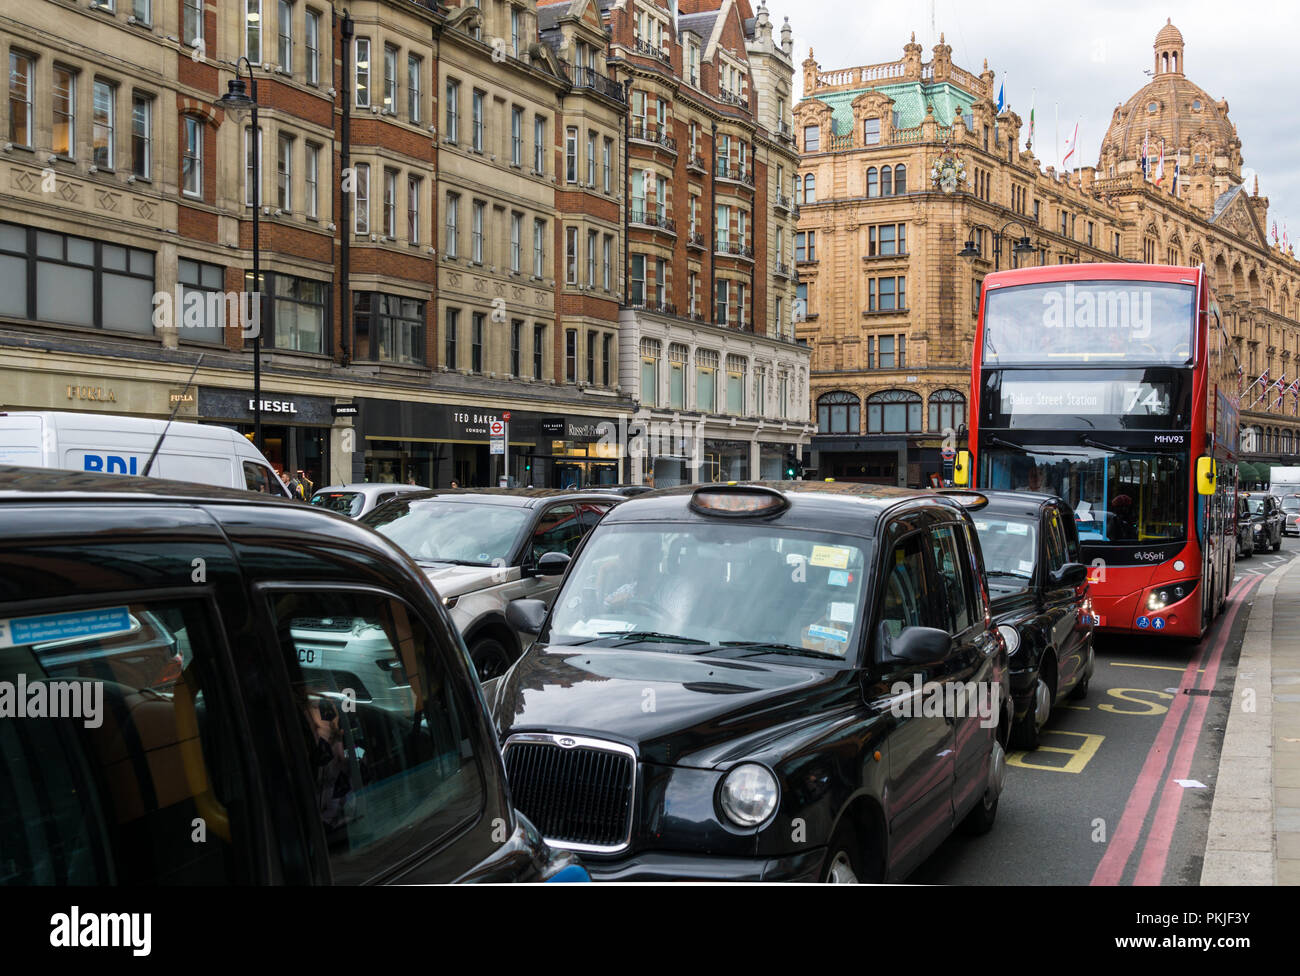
[503,736,635,852]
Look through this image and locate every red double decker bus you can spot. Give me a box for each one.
[957,263,1239,639]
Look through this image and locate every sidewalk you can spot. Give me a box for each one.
[1201,558,1300,884]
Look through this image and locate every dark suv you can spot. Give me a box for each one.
[0,467,584,884]
[960,490,1094,750]
[488,482,1011,883]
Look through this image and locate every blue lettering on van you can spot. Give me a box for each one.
[83,455,139,475]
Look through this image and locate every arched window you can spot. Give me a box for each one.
[881,165,892,196]
[867,389,922,433]
[928,389,966,433]
[866,167,878,198]
[894,164,906,194]
[804,173,816,204]
[817,391,859,434]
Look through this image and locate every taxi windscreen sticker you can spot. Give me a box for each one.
[810,545,851,570]
[807,624,850,644]
[1005,522,1029,536]
[0,606,133,651]
[829,602,856,623]
[827,570,850,587]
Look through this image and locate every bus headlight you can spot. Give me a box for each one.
[1147,583,1191,611]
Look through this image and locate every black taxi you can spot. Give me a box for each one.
[0,466,585,884]
[488,482,1012,882]
[957,490,1094,750]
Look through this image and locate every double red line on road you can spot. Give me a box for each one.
[1090,574,1262,886]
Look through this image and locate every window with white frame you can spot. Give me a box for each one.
[246,0,262,63]
[445,192,459,257]
[243,125,262,205]
[587,229,597,287]
[53,67,75,158]
[472,90,484,151]
[565,128,578,183]
[305,9,321,85]
[278,0,293,73]
[534,114,545,173]
[277,133,293,211]
[92,80,116,169]
[629,254,645,305]
[640,338,660,407]
[586,130,596,186]
[509,212,522,271]
[383,45,398,113]
[383,168,397,237]
[471,200,484,262]
[533,217,545,277]
[305,143,320,218]
[129,92,151,179]
[353,162,369,234]
[405,179,421,245]
[511,6,521,57]
[602,137,613,193]
[408,54,422,121]
[182,116,202,197]
[602,234,612,291]
[355,38,370,107]
[511,106,523,166]
[445,78,459,142]
[183,0,204,47]
[716,278,729,324]
[565,226,578,284]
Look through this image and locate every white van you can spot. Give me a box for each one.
[0,411,290,497]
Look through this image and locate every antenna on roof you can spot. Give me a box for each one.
[143,354,204,478]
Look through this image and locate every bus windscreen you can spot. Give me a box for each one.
[982,280,1196,365]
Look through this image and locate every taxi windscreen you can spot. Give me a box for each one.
[546,522,871,660]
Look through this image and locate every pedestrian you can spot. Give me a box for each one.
[450,479,460,490]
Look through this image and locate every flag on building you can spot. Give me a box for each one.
[1141,129,1149,179]
[1062,121,1079,168]
[1276,373,1288,409]
[1155,139,1165,185]
[1275,221,1280,245]
[1172,150,1181,196]
[997,74,1005,114]
[1026,89,1035,148]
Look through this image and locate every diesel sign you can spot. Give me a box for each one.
[249,399,298,414]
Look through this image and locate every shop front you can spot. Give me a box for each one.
[198,389,336,492]
[356,400,626,489]
[0,364,196,422]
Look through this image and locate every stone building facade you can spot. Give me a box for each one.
[796,21,1300,486]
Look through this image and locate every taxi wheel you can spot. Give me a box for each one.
[1013,670,1055,751]
[820,823,869,883]
[470,638,512,683]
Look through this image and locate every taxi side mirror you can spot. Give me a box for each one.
[953,450,971,487]
[1196,456,1216,496]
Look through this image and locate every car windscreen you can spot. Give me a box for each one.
[971,515,1038,590]
[1282,497,1300,511]
[1246,497,1266,515]
[312,491,364,517]
[545,521,871,661]
[362,499,531,566]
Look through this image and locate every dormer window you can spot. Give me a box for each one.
[803,124,820,152]
[863,117,880,145]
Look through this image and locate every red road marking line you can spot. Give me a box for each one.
[1131,574,1262,885]
[1090,575,1254,886]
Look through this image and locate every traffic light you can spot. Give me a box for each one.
[784,450,803,480]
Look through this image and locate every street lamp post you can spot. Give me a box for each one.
[958,219,1036,271]
[216,60,262,453]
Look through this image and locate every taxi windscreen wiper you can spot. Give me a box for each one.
[599,631,709,645]
[706,641,846,661]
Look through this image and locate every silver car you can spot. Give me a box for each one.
[309,483,427,518]
[361,489,620,680]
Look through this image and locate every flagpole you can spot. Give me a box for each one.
[1055,102,1059,171]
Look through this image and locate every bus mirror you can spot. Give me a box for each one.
[953,450,970,486]
[1196,456,1216,496]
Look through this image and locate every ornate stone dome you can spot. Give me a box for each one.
[1098,19,1241,182]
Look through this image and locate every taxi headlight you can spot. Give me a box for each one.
[719,763,779,828]
[997,624,1020,655]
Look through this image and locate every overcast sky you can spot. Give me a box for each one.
[785,0,1300,241]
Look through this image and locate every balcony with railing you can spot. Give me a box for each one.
[716,164,756,189]
[630,123,678,154]
[629,210,676,235]
[628,296,677,316]
[715,239,755,261]
[779,121,793,141]
[774,261,792,279]
[717,88,749,112]
[774,191,794,212]
[686,153,707,174]
[633,37,672,65]
[567,64,627,103]
[686,230,707,250]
